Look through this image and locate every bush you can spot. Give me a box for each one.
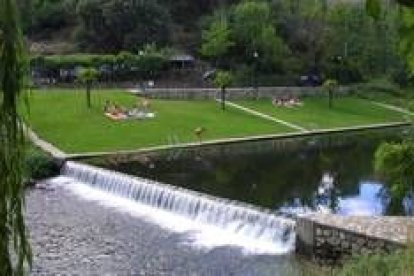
[352,79,402,100]
[30,50,168,83]
[24,149,60,180]
[337,247,414,276]
[391,62,412,88]
[407,100,414,112]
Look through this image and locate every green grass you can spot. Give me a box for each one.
[355,88,414,113]
[24,89,291,153]
[237,97,408,130]
[24,89,409,154]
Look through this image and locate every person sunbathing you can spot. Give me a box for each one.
[272,96,303,108]
[103,100,112,113]
[141,98,151,112]
[105,104,127,120]
[272,97,284,107]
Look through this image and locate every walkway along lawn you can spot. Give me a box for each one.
[24,90,291,153]
[235,98,409,130]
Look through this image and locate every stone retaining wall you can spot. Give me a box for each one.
[296,214,411,265]
[136,86,351,100]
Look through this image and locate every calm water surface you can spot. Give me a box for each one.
[92,127,412,216]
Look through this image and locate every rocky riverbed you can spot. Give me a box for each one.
[25,184,301,275]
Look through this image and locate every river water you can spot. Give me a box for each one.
[26,184,302,275]
[26,127,411,275]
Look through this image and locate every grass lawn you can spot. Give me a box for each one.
[236,97,408,130]
[24,89,291,153]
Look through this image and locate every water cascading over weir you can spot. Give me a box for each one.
[60,161,296,253]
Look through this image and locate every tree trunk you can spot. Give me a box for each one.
[86,81,91,108]
[221,87,226,110]
[329,89,333,108]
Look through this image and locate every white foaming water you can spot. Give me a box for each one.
[51,161,296,255]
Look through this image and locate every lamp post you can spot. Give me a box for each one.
[253,50,259,99]
[334,55,343,83]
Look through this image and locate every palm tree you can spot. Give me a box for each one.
[78,68,99,108]
[0,0,32,274]
[213,70,233,110]
[323,79,338,109]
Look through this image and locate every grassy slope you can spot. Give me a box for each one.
[25,89,291,153]
[237,97,407,130]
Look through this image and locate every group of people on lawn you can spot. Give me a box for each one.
[104,98,154,120]
[272,95,303,108]
[103,95,301,121]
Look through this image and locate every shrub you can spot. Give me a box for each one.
[407,100,414,112]
[337,247,414,276]
[24,149,60,181]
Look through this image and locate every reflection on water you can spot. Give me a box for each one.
[338,182,384,216]
[278,175,386,216]
[90,127,413,216]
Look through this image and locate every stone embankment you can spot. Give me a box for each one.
[296,214,414,264]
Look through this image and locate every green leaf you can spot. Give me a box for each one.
[366,0,381,20]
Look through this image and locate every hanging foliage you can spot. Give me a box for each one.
[366,0,382,20]
[0,0,32,274]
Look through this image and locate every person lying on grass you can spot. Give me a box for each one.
[272,96,303,108]
[104,99,155,121]
[104,103,128,120]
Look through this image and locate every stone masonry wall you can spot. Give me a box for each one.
[296,215,410,265]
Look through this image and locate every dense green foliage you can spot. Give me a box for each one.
[19,0,407,86]
[30,45,168,82]
[76,0,171,52]
[200,16,234,66]
[368,0,414,216]
[213,70,233,89]
[375,140,414,214]
[337,247,414,276]
[0,0,32,273]
[24,148,59,181]
[199,0,403,85]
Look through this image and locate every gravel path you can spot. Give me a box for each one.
[25,185,300,275]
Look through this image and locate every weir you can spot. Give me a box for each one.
[61,161,296,253]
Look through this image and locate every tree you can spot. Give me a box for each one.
[366,0,414,82]
[322,79,338,109]
[78,68,99,108]
[213,70,233,110]
[369,0,414,215]
[76,0,171,53]
[135,44,168,81]
[324,3,398,82]
[200,16,234,66]
[200,0,289,85]
[375,142,414,215]
[400,7,414,75]
[231,0,288,68]
[0,0,32,273]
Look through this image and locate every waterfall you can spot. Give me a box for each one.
[60,161,296,254]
